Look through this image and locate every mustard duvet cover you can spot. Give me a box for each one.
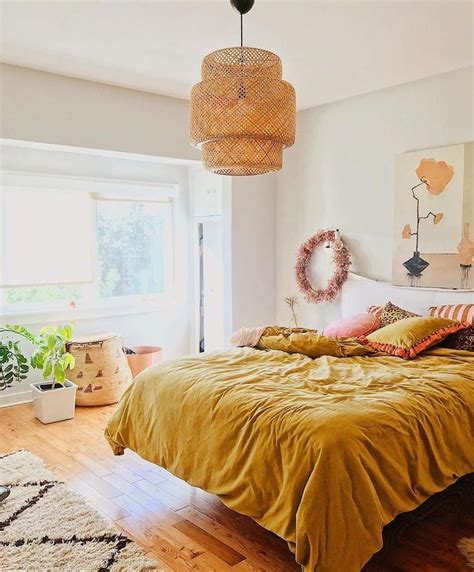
[105,347,474,571]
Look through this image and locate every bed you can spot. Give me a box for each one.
[105,277,474,571]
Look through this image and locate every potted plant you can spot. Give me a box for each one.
[0,325,34,502]
[30,325,77,424]
[0,325,33,390]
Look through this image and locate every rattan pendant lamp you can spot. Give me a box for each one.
[189,0,296,176]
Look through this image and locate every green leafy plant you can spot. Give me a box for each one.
[31,325,75,388]
[0,325,34,390]
[0,324,75,391]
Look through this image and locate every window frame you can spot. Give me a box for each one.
[0,171,178,324]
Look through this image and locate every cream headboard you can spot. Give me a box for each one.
[341,272,473,317]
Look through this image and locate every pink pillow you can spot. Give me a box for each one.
[323,313,380,339]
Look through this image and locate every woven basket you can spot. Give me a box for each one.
[190,46,296,176]
[66,333,132,406]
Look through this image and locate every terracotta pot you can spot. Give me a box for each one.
[126,346,162,379]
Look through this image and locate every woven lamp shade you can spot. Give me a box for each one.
[190,47,296,176]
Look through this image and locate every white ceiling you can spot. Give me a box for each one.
[1,0,472,110]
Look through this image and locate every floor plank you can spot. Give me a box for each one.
[1,403,472,571]
[173,519,245,566]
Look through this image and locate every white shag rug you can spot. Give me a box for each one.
[459,537,474,570]
[0,450,159,572]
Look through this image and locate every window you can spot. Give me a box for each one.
[1,182,175,316]
[96,198,173,299]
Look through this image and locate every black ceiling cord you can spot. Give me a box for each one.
[230,0,255,47]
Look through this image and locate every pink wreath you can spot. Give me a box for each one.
[295,229,351,303]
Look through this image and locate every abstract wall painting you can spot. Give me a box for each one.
[392,143,473,289]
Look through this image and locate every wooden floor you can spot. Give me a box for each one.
[1,403,472,572]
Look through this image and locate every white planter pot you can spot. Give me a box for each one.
[30,380,77,424]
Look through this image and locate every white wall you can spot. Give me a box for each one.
[0,63,199,162]
[276,66,474,330]
[231,175,276,330]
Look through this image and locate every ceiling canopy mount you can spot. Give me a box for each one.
[230,0,255,16]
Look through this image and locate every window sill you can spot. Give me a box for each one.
[1,299,179,326]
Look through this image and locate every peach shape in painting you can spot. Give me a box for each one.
[415,158,454,195]
[401,224,412,239]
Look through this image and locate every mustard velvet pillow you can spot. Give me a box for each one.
[360,316,470,359]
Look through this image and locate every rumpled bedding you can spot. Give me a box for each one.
[255,326,375,358]
[105,345,474,571]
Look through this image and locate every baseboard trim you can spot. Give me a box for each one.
[0,390,33,408]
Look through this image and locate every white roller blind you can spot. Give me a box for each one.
[1,189,93,286]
